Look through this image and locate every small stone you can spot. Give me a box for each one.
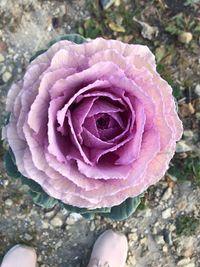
[184,263,195,267]
[140,237,147,245]
[144,208,152,217]
[89,221,95,231]
[45,210,55,218]
[128,232,138,242]
[180,103,195,117]
[130,228,137,233]
[178,32,193,44]
[169,224,176,232]
[24,233,33,241]
[42,221,49,229]
[55,240,62,250]
[0,54,5,62]
[177,258,190,266]
[66,213,82,225]
[162,208,172,219]
[155,235,165,245]
[5,199,13,206]
[127,255,136,266]
[183,130,193,139]
[0,40,7,53]
[195,112,200,120]
[50,217,63,227]
[176,141,192,153]
[184,247,194,258]
[195,84,200,96]
[163,245,168,253]
[2,71,12,82]
[161,188,172,201]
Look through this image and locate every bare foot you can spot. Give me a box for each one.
[87,229,128,267]
[1,244,37,267]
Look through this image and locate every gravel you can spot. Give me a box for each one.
[0,1,200,267]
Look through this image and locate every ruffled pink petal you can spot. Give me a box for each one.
[28,68,75,133]
[45,153,103,191]
[83,116,99,138]
[88,48,127,70]
[71,97,97,142]
[48,96,71,162]
[81,127,114,149]
[6,81,23,112]
[87,98,124,117]
[115,98,146,165]
[77,159,132,180]
[50,62,121,99]
[5,118,27,175]
[57,80,110,129]
[67,111,92,165]
[50,49,86,70]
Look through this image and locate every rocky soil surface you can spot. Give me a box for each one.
[0,1,200,267]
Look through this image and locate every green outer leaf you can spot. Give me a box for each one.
[48,33,87,47]
[62,203,111,215]
[29,190,58,209]
[29,34,87,63]
[29,49,47,63]
[101,196,141,221]
[81,213,95,220]
[3,112,11,126]
[4,150,21,178]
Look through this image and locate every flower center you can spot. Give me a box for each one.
[96,114,110,130]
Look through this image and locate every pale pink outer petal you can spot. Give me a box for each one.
[28,68,75,133]
[115,98,146,165]
[50,49,86,70]
[6,81,23,112]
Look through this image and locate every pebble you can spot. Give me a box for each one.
[155,235,165,245]
[45,210,55,218]
[144,208,152,217]
[24,233,33,241]
[184,263,195,267]
[66,213,82,225]
[50,217,63,227]
[0,40,7,52]
[183,130,193,139]
[194,84,200,97]
[54,240,63,250]
[184,247,194,258]
[162,245,168,253]
[127,255,136,266]
[140,237,147,245]
[195,112,200,120]
[5,199,13,206]
[176,141,192,153]
[161,188,172,201]
[162,208,172,219]
[89,221,96,231]
[177,258,190,266]
[128,232,138,242]
[0,53,5,62]
[178,32,193,44]
[42,221,49,229]
[2,71,12,82]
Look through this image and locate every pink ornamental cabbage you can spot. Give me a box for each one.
[3,37,183,209]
